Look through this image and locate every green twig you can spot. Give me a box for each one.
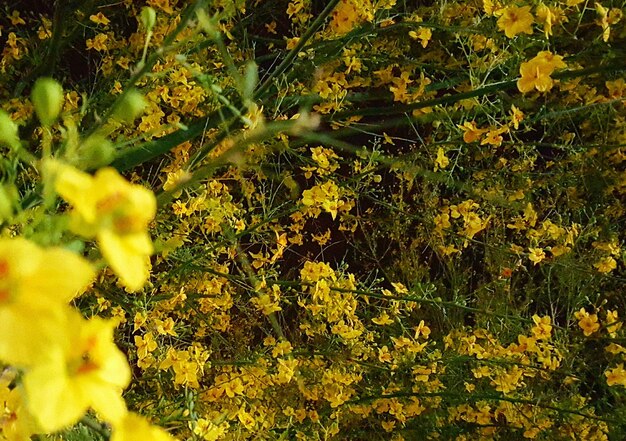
[80,415,111,440]
[253,0,341,101]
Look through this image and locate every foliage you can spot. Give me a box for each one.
[1,0,626,440]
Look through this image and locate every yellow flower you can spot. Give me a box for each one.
[480,126,508,147]
[510,104,524,129]
[491,365,524,393]
[193,418,226,441]
[9,11,26,26]
[409,27,432,48]
[329,0,363,35]
[414,320,431,339]
[606,343,626,355]
[606,364,626,387]
[23,309,130,432]
[372,311,394,325]
[89,12,111,26]
[574,308,600,336]
[594,256,617,273]
[528,247,546,265]
[536,3,554,37]
[251,293,282,315]
[458,121,488,143]
[301,180,345,220]
[531,315,552,340]
[0,238,94,366]
[147,0,175,14]
[86,33,109,51]
[272,340,293,358]
[47,161,156,291]
[496,5,534,38]
[434,147,450,171]
[595,2,610,42]
[517,51,566,93]
[112,413,177,441]
[462,212,490,239]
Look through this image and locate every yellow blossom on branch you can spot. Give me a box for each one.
[595,2,610,42]
[301,180,348,220]
[252,292,282,315]
[517,51,566,93]
[480,126,509,147]
[528,247,546,265]
[329,0,371,35]
[462,212,490,239]
[496,5,534,38]
[86,33,109,51]
[192,418,227,441]
[531,315,552,340]
[606,364,626,387]
[409,27,432,48]
[536,5,552,37]
[434,147,450,171]
[594,256,617,273]
[89,12,111,26]
[510,104,524,129]
[372,311,394,325]
[458,121,488,143]
[574,308,600,336]
[47,161,156,291]
[605,310,622,337]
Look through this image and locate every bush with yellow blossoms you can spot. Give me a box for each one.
[1,0,626,440]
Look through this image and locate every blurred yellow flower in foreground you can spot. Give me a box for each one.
[24,309,130,432]
[47,161,156,291]
[0,238,94,366]
[112,412,177,441]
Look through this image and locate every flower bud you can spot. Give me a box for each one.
[31,77,64,126]
[0,110,20,150]
[75,135,116,170]
[140,7,156,31]
[113,89,147,123]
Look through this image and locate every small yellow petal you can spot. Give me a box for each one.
[98,230,152,291]
[46,160,97,223]
[23,247,95,304]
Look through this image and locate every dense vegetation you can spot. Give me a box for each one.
[1,0,626,439]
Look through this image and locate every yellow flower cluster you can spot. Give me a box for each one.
[301,180,350,220]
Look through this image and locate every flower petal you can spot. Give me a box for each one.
[98,230,152,291]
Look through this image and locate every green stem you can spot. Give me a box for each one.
[157,118,314,207]
[253,0,341,101]
[328,61,626,120]
[80,415,111,440]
